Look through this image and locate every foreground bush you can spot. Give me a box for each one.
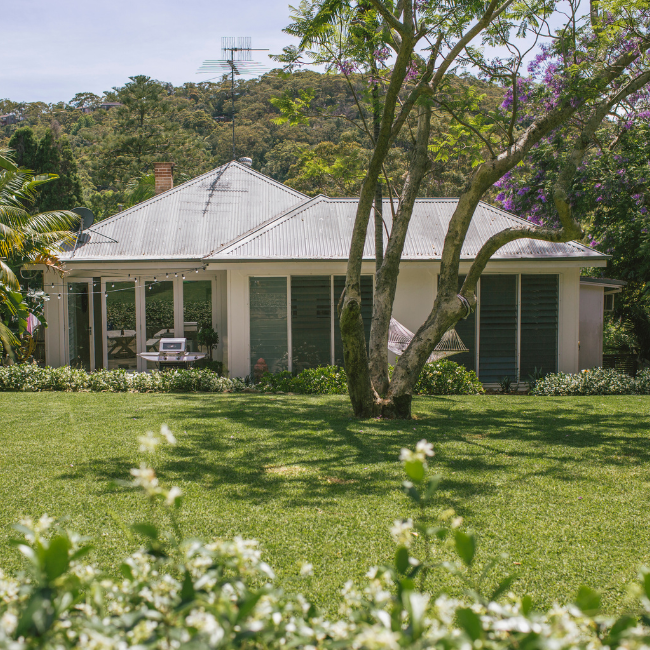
[258,360,483,396]
[0,363,245,393]
[531,367,650,396]
[2,430,650,650]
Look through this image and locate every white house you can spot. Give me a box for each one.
[42,160,608,384]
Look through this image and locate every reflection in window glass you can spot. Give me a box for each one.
[291,276,331,372]
[249,277,288,376]
[145,281,174,369]
[183,280,212,353]
[106,282,137,370]
[68,282,91,370]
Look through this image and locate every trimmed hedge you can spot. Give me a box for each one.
[0,364,245,393]
[257,366,348,394]
[531,367,650,396]
[258,360,483,396]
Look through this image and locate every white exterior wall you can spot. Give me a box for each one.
[578,284,604,370]
[558,267,581,373]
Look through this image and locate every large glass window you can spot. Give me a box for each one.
[333,276,373,367]
[520,274,558,378]
[250,277,288,376]
[145,281,174,368]
[291,276,331,372]
[479,275,518,383]
[183,280,212,354]
[67,282,91,370]
[106,281,137,370]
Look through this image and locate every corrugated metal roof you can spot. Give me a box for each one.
[62,161,605,263]
[206,196,605,261]
[62,161,308,261]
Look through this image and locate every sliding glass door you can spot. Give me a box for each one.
[105,281,137,370]
[67,281,93,370]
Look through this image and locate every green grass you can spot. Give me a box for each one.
[1,393,649,614]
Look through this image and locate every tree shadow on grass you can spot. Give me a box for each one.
[54,394,650,515]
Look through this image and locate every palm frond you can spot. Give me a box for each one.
[0,261,19,291]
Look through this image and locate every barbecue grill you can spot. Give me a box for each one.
[138,338,206,369]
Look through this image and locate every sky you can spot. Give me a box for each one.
[2,0,300,104]
[3,0,584,105]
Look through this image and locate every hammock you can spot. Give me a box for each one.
[388,317,468,362]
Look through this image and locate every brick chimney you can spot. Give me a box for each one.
[153,162,174,195]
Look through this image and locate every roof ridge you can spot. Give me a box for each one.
[82,162,234,231]
[206,194,329,258]
[83,161,307,233]
[230,161,308,199]
[203,194,319,257]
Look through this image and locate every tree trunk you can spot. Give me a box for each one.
[341,32,416,417]
[369,103,432,398]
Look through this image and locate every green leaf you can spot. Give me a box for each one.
[131,523,158,540]
[521,595,533,616]
[454,530,476,567]
[424,475,441,500]
[605,614,636,644]
[642,570,650,599]
[44,535,71,582]
[575,585,601,615]
[180,570,195,604]
[395,546,410,574]
[119,563,134,580]
[402,481,421,503]
[404,459,425,482]
[456,607,483,641]
[489,574,517,602]
[69,545,93,562]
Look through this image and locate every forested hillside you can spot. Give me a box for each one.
[0,70,501,220]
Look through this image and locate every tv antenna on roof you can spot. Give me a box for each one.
[197,37,269,160]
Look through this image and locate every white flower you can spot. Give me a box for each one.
[400,439,434,467]
[390,518,414,547]
[185,610,224,645]
[165,486,182,506]
[35,514,54,534]
[300,562,314,576]
[0,611,17,635]
[130,464,159,496]
[416,439,434,458]
[352,626,401,650]
[138,431,161,453]
[160,424,176,445]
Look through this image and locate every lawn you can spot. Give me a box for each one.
[0,393,649,614]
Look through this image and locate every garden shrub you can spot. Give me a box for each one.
[412,359,484,395]
[531,367,650,396]
[257,366,348,394]
[3,429,650,649]
[258,361,482,395]
[0,363,245,393]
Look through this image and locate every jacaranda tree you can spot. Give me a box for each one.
[278,0,650,418]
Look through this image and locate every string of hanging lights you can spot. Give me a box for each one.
[39,265,208,299]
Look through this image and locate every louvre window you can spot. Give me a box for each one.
[334,276,373,367]
[520,275,558,378]
[250,277,288,375]
[479,275,518,383]
[291,276,332,372]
